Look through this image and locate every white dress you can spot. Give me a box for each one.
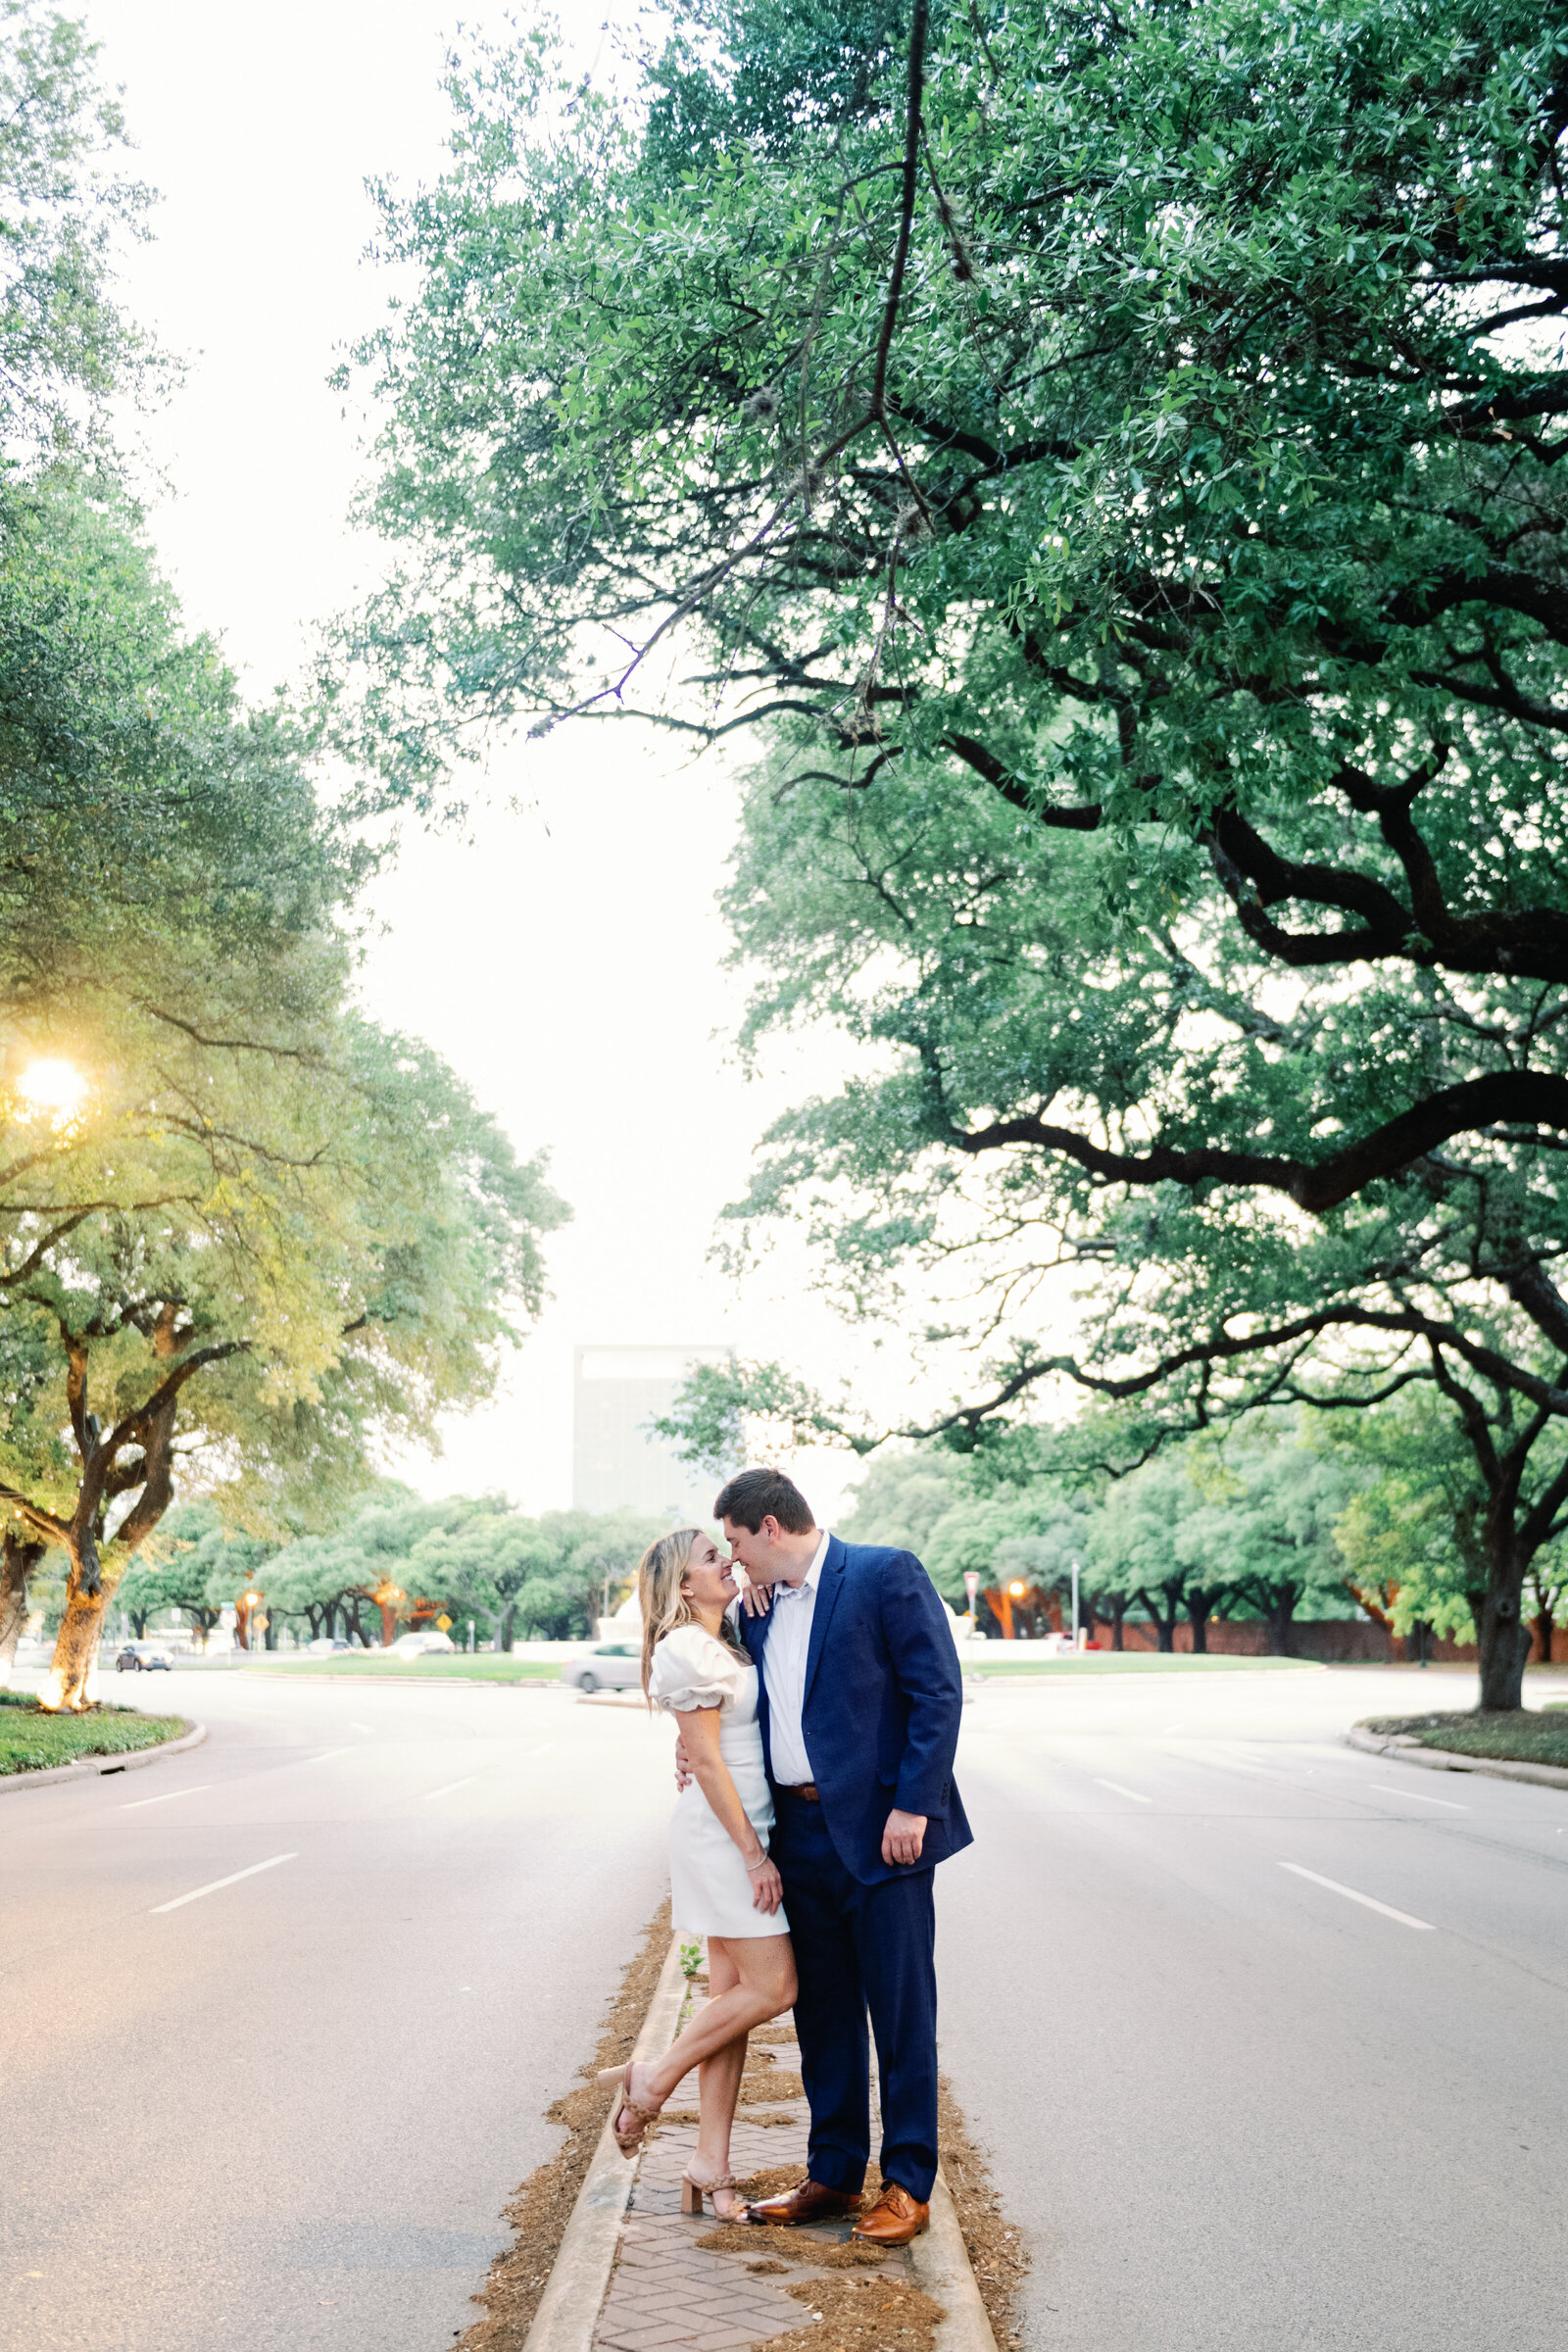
[648,1623,790,1940]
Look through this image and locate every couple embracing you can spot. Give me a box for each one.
[596,1468,971,2242]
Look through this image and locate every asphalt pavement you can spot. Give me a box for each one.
[4,1660,1567,2352]
[1,1668,672,2352]
[938,1662,1568,2352]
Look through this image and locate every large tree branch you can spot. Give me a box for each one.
[902,1300,1568,1446]
[869,0,927,424]
[104,1341,250,1460]
[941,733,1102,825]
[947,1071,1568,1214]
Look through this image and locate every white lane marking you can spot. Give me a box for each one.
[299,1747,351,1765]
[1278,1861,1435,1932]
[350,1722,374,1736]
[121,1784,214,1811]
[1367,1783,1466,1811]
[526,1743,555,1758]
[1093,1778,1152,1803]
[422,1777,476,1800]
[151,1853,297,1914]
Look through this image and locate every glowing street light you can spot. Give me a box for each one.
[1007,1580,1027,1598]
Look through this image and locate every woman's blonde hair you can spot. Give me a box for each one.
[638,1528,740,1697]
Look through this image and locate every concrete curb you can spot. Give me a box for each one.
[522,1936,689,2352]
[910,2170,1002,2352]
[0,1717,207,1796]
[1347,1723,1568,1790]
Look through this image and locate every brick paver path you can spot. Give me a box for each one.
[593,2007,916,2352]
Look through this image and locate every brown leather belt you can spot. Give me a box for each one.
[781,1782,820,1801]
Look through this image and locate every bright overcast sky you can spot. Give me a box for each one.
[83,0,895,1520]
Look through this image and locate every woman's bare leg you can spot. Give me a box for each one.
[631,1934,796,2115]
[692,1941,747,2190]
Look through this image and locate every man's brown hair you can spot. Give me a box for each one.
[713,1467,814,1535]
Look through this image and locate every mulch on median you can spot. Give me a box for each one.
[759,2276,946,2352]
[936,2076,1027,2352]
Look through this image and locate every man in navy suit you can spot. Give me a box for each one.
[713,1465,972,2244]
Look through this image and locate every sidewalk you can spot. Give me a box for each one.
[588,1984,952,2352]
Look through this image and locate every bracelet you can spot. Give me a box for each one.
[745,1855,770,1874]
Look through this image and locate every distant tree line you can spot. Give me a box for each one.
[839,1414,1568,1662]
[114,1490,666,1651]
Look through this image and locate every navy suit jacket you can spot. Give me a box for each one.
[740,1536,973,1886]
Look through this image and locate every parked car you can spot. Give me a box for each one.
[116,1642,172,1672]
[561,1642,642,1693]
[387,1629,457,1658]
[306,1637,352,1654]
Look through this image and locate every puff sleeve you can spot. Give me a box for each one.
[647,1624,747,1714]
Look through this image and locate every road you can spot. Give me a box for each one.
[1,1669,673,2352]
[939,1663,1568,2352]
[4,1661,1567,2352]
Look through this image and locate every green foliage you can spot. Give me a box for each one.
[0,478,568,1693]
[264,1493,668,1646]
[0,1690,184,1773]
[336,0,1568,1707]
[838,1447,958,1556]
[118,1501,272,1642]
[0,4,159,457]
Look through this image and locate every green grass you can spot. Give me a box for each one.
[243,1652,564,1681]
[0,1689,187,1776]
[964,1651,1318,1676]
[1362,1710,1568,1768]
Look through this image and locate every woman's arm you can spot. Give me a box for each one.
[678,1705,784,1916]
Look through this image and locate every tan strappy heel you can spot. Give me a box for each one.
[681,2164,746,2220]
[595,2060,661,2157]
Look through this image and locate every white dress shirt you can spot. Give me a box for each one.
[760,1528,830,1787]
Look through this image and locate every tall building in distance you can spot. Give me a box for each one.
[571,1345,733,1521]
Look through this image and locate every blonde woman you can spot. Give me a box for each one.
[597,1528,796,2219]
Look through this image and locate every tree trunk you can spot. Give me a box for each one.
[1536,1610,1555,1667]
[0,1531,45,1685]
[1477,1519,1532,1711]
[43,1570,109,1712]
[1136,1584,1182,1652]
[498,1603,516,1654]
[1266,1602,1295,1658]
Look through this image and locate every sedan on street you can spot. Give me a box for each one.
[561,1642,642,1693]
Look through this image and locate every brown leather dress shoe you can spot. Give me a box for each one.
[851,2180,930,2245]
[746,2178,862,2227]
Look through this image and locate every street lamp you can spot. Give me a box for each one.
[1070,1556,1081,1651]
[241,1589,262,1652]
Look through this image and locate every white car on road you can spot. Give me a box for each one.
[561,1642,642,1692]
[386,1630,457,1658]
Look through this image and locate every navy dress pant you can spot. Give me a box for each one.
[771,1788,939,2203]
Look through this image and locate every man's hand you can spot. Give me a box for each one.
[673,1733,694,1792]
[881,1808,927,1867]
